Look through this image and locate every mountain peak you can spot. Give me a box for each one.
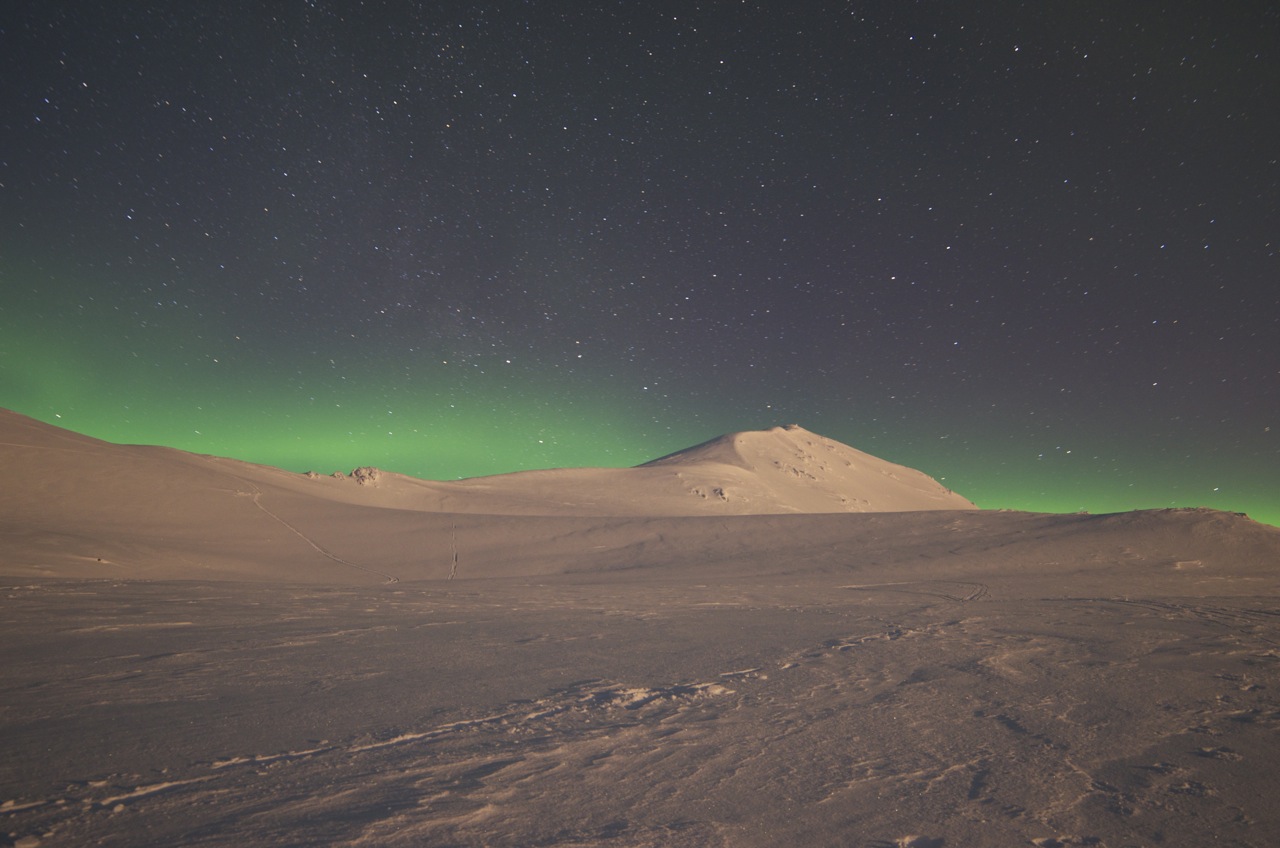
[635,424,975,513]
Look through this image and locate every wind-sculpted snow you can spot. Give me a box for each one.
[5,560,1280,847]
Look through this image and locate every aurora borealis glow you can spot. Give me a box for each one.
[2,3,1277,526]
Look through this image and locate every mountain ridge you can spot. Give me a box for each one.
[0,409,976,517]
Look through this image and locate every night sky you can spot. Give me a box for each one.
[3,2,1277,526]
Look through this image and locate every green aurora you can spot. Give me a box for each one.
[5,267,1274,529]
